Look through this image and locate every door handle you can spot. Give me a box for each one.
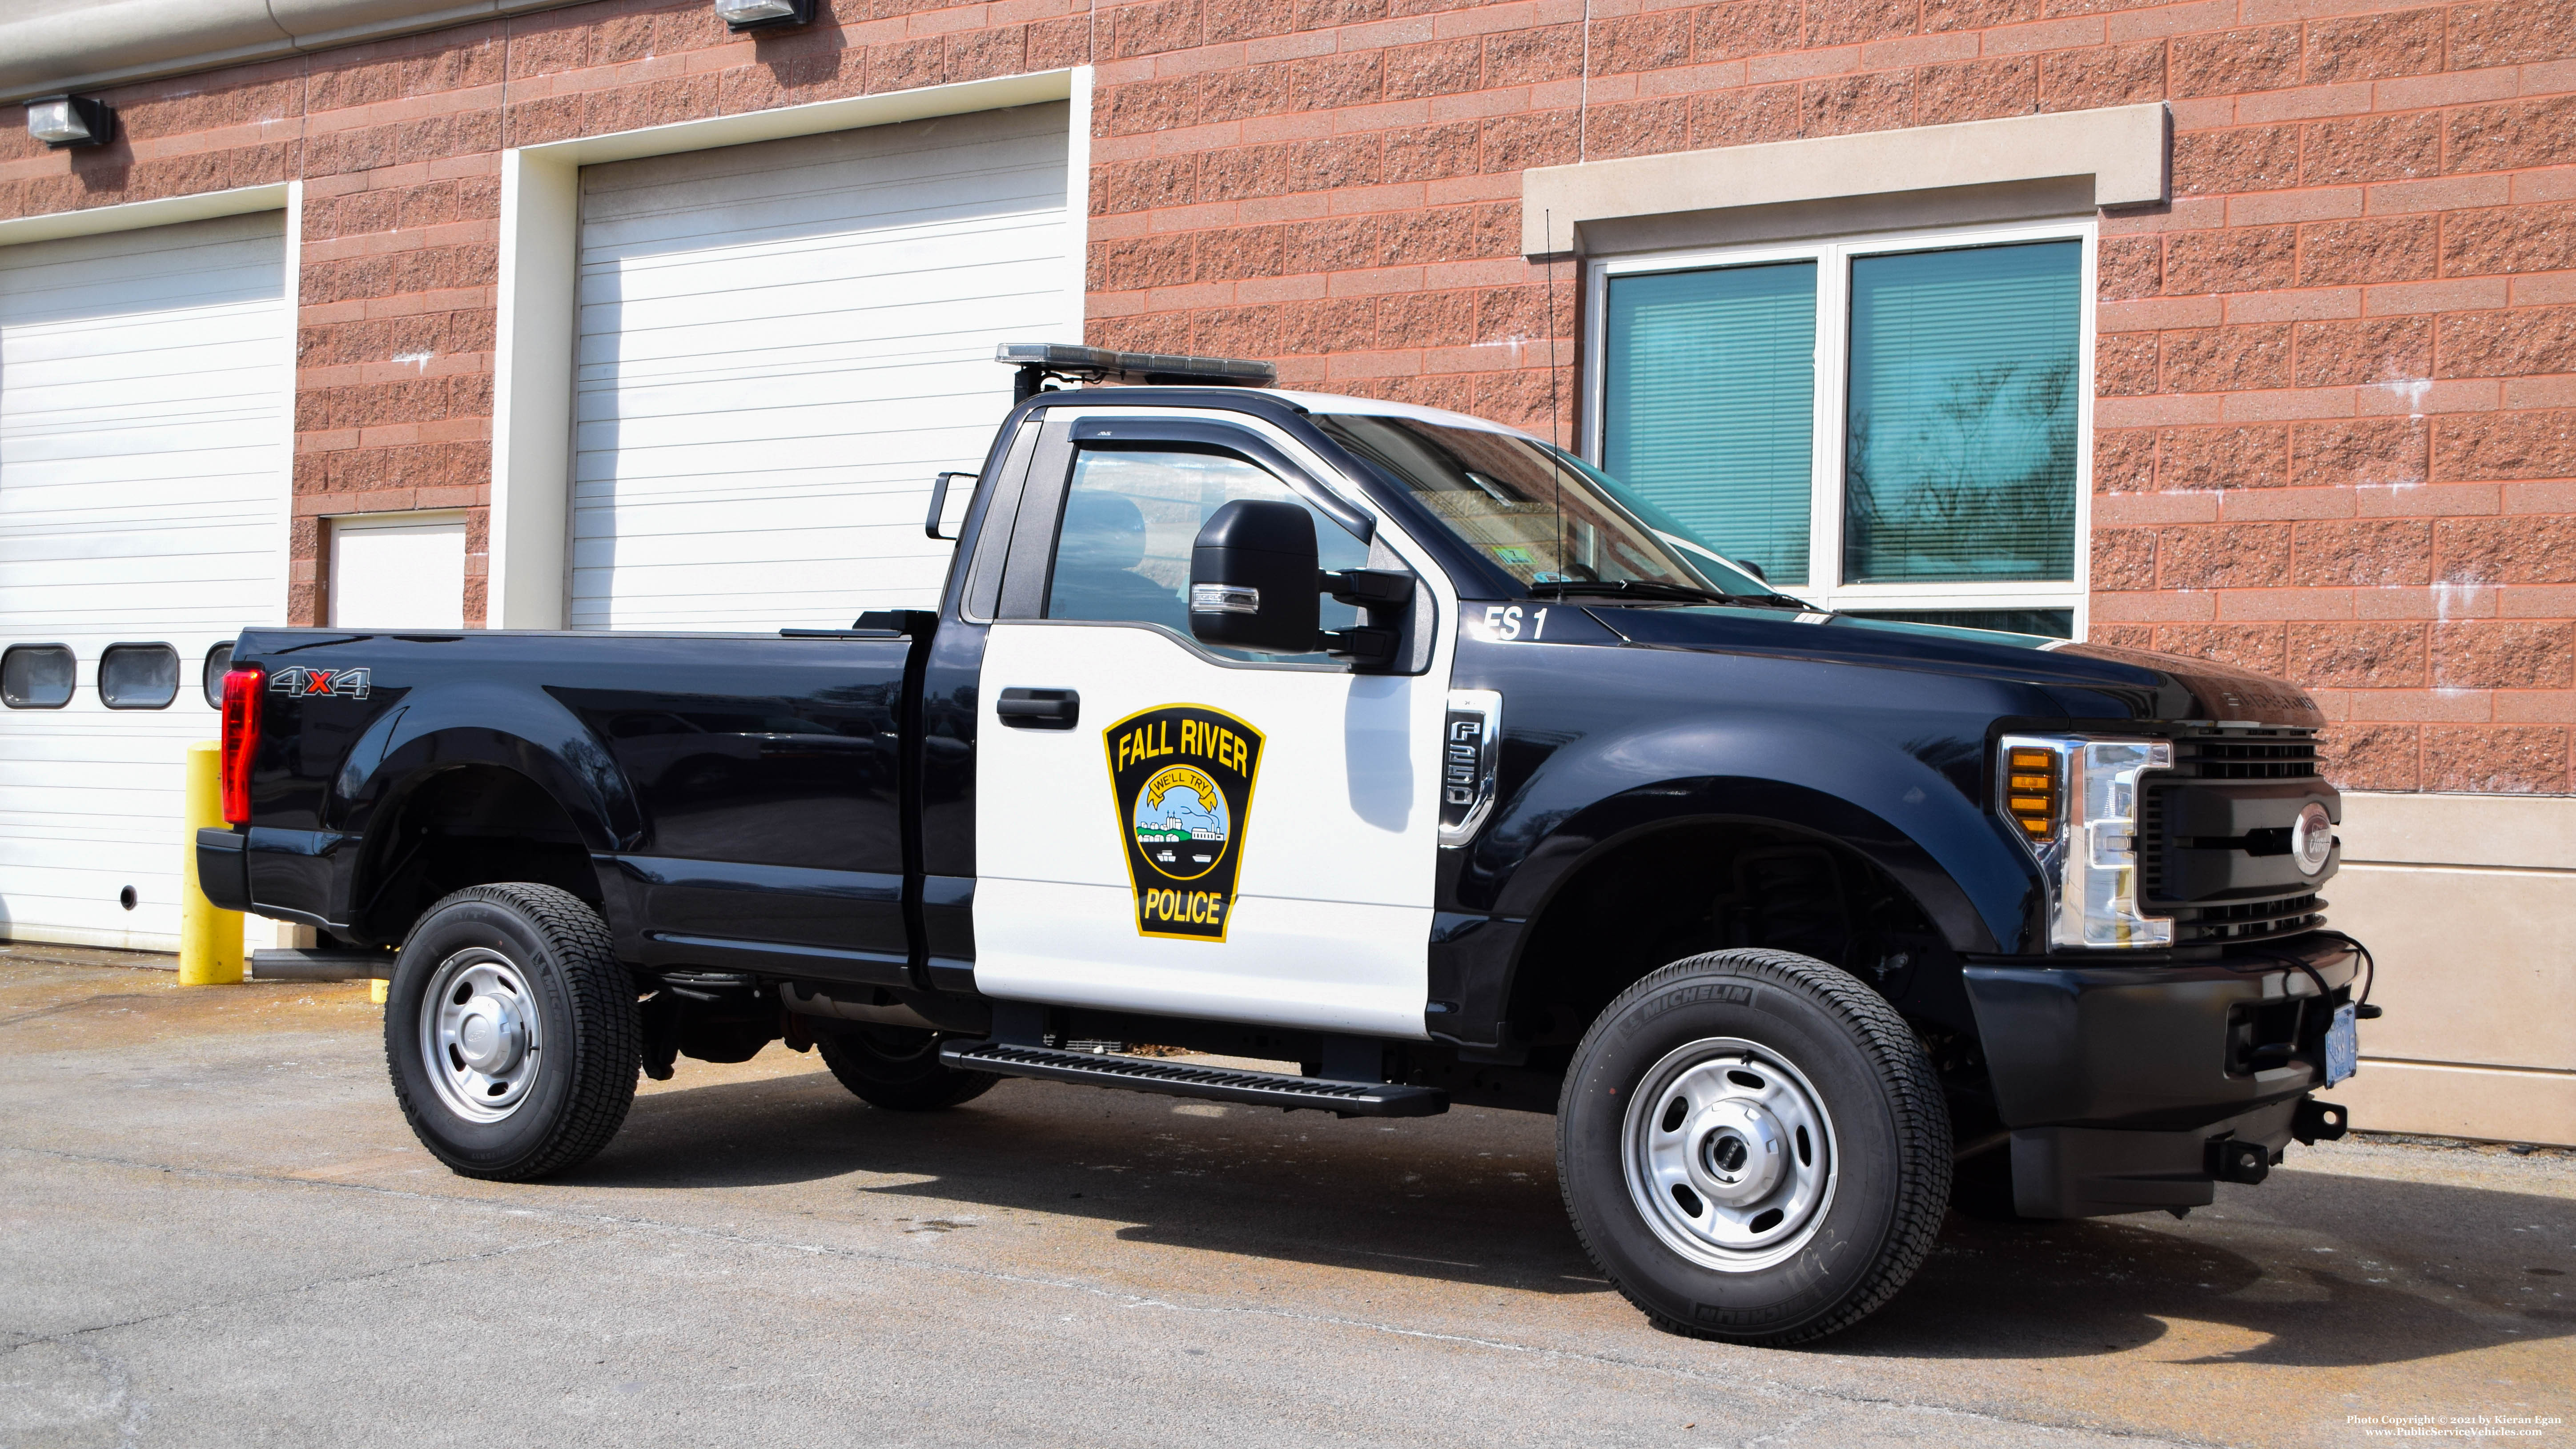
[997,687,1079,729]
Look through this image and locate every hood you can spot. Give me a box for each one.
[1584,607,2325,729]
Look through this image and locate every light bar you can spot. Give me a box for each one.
[997,342,1275,394]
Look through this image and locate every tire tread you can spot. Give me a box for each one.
[387,883,640,1181]
[1558,948,1953,1348]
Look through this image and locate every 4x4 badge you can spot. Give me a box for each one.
[269,666,371,700]
[1103,703,1264,942]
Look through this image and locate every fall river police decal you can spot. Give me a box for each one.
[1103,704,1264,941]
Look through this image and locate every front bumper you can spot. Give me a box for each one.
[1961,931,2365,1217]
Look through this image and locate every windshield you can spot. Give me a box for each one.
[1311,413,1779,599]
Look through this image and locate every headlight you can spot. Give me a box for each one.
[1997,735,2173,949]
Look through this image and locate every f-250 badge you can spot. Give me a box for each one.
[268,666,371,700]
[1103,704,1263,941]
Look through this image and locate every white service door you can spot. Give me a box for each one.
[972,432,1455,1038]
[329,513,466,629]
[0,212,289,950]
[572,103,1076,631]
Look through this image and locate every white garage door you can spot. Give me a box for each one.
[572,102,1077,631]
[0,212,289,951]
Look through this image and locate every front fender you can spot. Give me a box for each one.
[1466,716,2032,955]
[326,681,644,852]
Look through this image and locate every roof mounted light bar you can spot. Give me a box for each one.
[998,343,1275,402]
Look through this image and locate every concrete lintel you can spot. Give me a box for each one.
[1520,103,2168,258]
[0,182,289,248]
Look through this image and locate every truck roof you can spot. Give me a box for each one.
[1036,384,1548,446]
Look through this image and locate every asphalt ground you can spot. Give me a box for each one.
[1,945,2568,1449]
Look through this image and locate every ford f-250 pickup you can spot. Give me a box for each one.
[199,343,2372,1345]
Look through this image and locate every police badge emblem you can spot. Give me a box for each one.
[1102,704,1264,941]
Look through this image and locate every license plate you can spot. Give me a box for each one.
[2324,1002,2359,1086]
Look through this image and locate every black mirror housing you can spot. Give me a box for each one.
[1189,500,1320,654]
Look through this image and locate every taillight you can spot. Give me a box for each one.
[219,667,264,824]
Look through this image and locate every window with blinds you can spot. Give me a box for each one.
[1843,242,2079,585]
[1590,225,2091,630]
[1603,262,1817,586]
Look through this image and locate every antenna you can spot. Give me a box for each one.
[1546,209,1565,579]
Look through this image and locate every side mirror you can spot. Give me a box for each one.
[925,471,975,541]
[1189,500,1319,654]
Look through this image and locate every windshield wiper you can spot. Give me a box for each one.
[1527,579,1812,610]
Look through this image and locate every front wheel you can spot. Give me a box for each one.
[1558,949,1951,1346]
[385,883,641,1181]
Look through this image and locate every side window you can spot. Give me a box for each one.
[1045,447,1370,651]
[2,644,75,709]
[99,643,179,710]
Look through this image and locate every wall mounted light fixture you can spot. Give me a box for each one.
[713,0,814,30]
[26,95,114,149]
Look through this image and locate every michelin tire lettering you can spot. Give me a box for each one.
[1103,704,1265,942]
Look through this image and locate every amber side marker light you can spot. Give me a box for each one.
[2005,745,2060,841]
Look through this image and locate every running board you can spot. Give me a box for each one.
[940,1041,1449,1117]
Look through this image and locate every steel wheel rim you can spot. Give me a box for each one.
[420,947,543,1123]
[1621,1036,1838,1272]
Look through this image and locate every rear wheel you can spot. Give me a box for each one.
[1558,948,1951,1346]
[816,1023,998,1112]
[386,883,640,1180]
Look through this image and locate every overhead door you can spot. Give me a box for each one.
[572,102,1077,632]
[0,211,289,950]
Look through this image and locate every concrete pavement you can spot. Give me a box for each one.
[0,945,2568,1448]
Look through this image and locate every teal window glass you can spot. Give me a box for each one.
[1842,241,2080,585]
[1845,608,2074,640]
[1603,262,1816,586]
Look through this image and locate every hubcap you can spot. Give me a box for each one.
[1622,1037,1837,1272]
[420,948,543,1123]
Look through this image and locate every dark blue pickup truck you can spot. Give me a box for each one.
[200,344,2370,1345]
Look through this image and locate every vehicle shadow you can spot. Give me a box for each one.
[1841,1174,2576,1367]
[571,1066,2574,1365]
[573,1066,1599,1296]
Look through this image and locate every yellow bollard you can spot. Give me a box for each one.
[179,741,245,986]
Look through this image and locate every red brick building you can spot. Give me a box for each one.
[0,0,2569,1139]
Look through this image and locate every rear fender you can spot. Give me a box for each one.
[326,682,643,852]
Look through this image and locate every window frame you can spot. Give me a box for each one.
[1583,215,2097,635]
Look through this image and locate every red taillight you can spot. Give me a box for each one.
[220,666,264,824]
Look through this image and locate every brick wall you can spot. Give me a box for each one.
[0,0,2570,790]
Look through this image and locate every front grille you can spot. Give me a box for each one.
[2170,892,2325,943]
[2170,735,2319,781]
[2145,729,2327,943]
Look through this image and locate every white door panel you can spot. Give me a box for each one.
[978,624,1441,903]
[0,211,289,951]
[975,879,1437,1036]
[970,412,1461,1038]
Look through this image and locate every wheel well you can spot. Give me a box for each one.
[349,765,600,946]
[1503,820,1949,1048]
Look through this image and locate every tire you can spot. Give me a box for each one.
[815,1023,998,1112]
[1557,948,1952,1347]
[385,883,641,1181]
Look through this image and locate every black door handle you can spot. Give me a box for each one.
[997,687,1079,729]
